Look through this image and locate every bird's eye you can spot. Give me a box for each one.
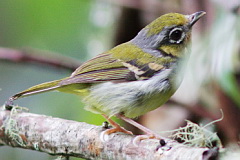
[169,28,185,44]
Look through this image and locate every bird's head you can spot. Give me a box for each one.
[132,11,206,58]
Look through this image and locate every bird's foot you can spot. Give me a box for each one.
[115,114,166,146]
[133,133,164,146]
[100,125,133,142]
[100,114,133,142]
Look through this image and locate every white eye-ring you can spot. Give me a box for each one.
[169,28,185,44]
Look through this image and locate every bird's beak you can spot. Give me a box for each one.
[188,11,206,27]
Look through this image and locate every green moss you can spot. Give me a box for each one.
[163,118,223,148]
[1,106,29,147]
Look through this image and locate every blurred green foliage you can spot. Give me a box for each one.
[0,0,115,159]
[0,0,91,57]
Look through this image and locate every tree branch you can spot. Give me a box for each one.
[0,107,218,160]
[0,47,81,71]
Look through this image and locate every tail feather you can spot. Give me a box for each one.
[5,79,64,107]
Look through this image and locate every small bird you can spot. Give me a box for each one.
[5,11,205,140]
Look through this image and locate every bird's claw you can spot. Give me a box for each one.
[133,134,164,146]
[100,126,133,142]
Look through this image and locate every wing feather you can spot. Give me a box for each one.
[60,53,131,85]
[60,43,170,85]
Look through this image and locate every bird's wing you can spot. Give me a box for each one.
[60,43,167,85]
[59,53,133,85]
[59,54,165,86]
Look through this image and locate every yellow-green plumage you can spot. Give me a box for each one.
[6,12,205,134]
[146,13,188,36]
[110,42,175,65]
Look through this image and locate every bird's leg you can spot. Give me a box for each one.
[116,114,165,144]
[117,114,156,135]
[101,114,133,135]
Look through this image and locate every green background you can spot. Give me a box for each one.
[0,1,114,159]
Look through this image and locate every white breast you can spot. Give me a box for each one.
[83,68,175,118]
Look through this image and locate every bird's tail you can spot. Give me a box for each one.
[5,79,64,107]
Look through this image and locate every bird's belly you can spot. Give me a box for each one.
[83,69,176,118]
[122,89,174,118]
